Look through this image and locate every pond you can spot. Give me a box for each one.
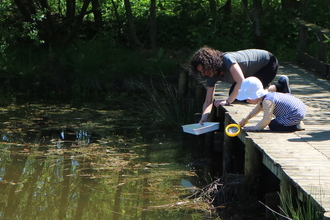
[0,100,219,220]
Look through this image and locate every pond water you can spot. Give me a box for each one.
[0,101,219,220]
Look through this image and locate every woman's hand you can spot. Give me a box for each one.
[199,119,206,126]
[199,114,209,126]
[214,100,228,107]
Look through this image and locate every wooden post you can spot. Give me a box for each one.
[213,131,223,152]
[217,105,226,131]
[318,32,327,62]
[178,70,188,95]
[178,68,188,96]
[223,112,234,175]
[299,25,307,53]
[207,103,217,122]
[244,137,262,180]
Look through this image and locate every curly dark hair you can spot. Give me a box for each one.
[190,46,224,77]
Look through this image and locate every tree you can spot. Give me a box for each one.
[123,0,142,49]
[92,0,103,29]
[64,0,92,45]
[252,0,263,48]
[208,0,217,18]
[149,0,156,49]
[110,0,123,41]
[218,0,231,20]
[66,0,75,19]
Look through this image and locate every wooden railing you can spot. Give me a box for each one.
[294,19,330,78]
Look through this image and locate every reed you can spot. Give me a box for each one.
[264,188,323,220]
[134,75,200,128]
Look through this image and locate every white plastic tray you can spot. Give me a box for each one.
[182,122,219,135]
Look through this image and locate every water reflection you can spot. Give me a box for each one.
[0,102,215,220]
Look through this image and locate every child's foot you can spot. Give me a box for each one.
[296,121,305,131]
[278,75,291,93]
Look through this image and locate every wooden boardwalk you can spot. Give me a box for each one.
[213,62,330,218]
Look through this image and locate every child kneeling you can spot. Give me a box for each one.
[237,76,306,131]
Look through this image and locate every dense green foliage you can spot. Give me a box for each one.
[0,0,329,100]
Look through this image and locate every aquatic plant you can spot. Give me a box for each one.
[133,75,202,128]
[277,188,323,220]
[260,187,323,220]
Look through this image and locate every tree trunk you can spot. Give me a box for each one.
[208,0,217,17]
[242,0,250,22]
[123,0,142,49]
[111,0,123,40]
[92,0,103,28]
[219,0,231,20]
[149,0,156,49]
[64,0,92,45]
[66,0,76,19]
[252,0,263,48]
[39,0,57,44]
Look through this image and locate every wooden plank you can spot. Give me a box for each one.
[293,19,330,36]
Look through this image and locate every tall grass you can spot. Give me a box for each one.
[263,188,323,220]
[134,75,201,129]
